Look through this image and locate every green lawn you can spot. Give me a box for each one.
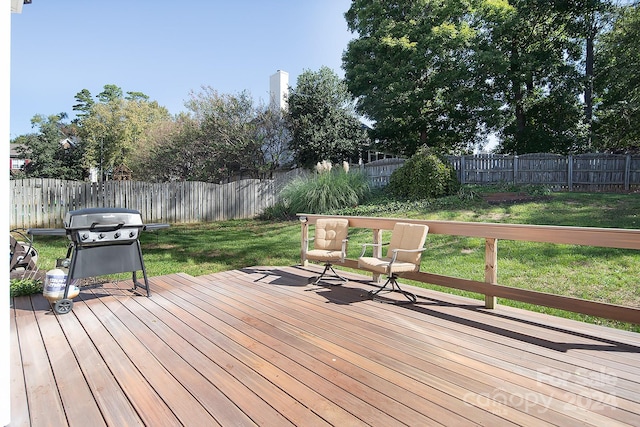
[17,190,640,331]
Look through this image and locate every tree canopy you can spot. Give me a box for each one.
[286,66,367,168]
[343,0,637,155]
[75,85,171,181]
[137,87,293,183]
[344,0,491,155]
[593,4,640,153]
[16,113,85,180]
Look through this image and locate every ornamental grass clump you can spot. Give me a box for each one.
[280,160,370,214]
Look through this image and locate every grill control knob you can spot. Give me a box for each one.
[81,233,89,240]
[98,233,105,239]
[129,231,136,238]
[114,232,121,239]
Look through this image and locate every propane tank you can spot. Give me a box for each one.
[43,268,80,303]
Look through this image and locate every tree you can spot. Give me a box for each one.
[567,0,617,148]
[133,114,205,182]
[343,0,494,156]
[484,1,586,154]
[15,113,85,180]
[182,87,265,182]
[593,3,640,152]
[72,89,94,121]
[255,104,293,176]
[286,66,367,168]
[77,84,171,180]
[96,84,123,103]
[141,88,292,183]
[343,0,611,156]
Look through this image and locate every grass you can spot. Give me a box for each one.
[13,187,640,332]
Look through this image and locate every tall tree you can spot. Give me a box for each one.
[78,85,170,180]
[133,114,203,182]
[471,0,585,154]
[72,89,94,121]
[568,0,616,148]
[141,88,293,183]
[286,66,367,168]
[593,3,640,152]
[344,0,603,155]
[96,84,124,103]
[343,0,494,155]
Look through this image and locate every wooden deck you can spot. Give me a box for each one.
[10,266,640,426]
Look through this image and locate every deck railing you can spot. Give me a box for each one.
[298,214,640,324]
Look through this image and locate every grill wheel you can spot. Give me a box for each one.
[53,299,73,315]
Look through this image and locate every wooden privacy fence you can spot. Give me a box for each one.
[10,153,640,228]
[10,178,276,229]
[449,153,640,191]
[363,153,640,191]
[299,214,640,325]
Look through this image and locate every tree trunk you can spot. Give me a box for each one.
[584,18,595,148]
[511,39,526,144]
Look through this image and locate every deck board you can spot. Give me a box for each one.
[55,298,145,427]
[29,295,106,427]
[13,297,67,427]
[9,303,29,427]
[10,265,640,426]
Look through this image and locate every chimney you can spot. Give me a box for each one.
[269,70,289,111]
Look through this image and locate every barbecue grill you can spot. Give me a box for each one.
[28,207,169,314]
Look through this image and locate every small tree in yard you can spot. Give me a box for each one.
[388,146,459,200]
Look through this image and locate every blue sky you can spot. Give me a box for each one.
[10,0,354,139]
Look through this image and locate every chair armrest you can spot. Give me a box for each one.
[304,236,314,251]
[389,247,426,264]
[340,238,349,261]
[358,242,387,257]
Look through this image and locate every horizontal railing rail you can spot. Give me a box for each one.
[298,214,640,325]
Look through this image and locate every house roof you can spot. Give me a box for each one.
[10,144,24,158]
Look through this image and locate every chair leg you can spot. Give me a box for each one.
[309,262,348,286]
[368,274,416,304]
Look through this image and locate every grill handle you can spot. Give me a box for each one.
[89,221,125,232]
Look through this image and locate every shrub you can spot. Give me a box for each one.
[278,161,370,215]
[10,278,42,297]
[259,201,296,221]
[387,146,459,199]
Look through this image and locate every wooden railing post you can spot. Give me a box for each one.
[485,238,498,309]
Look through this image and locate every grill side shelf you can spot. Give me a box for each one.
[144,223,170,231]
[27,228,67,236]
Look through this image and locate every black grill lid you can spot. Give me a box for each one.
[64,208,143,229]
